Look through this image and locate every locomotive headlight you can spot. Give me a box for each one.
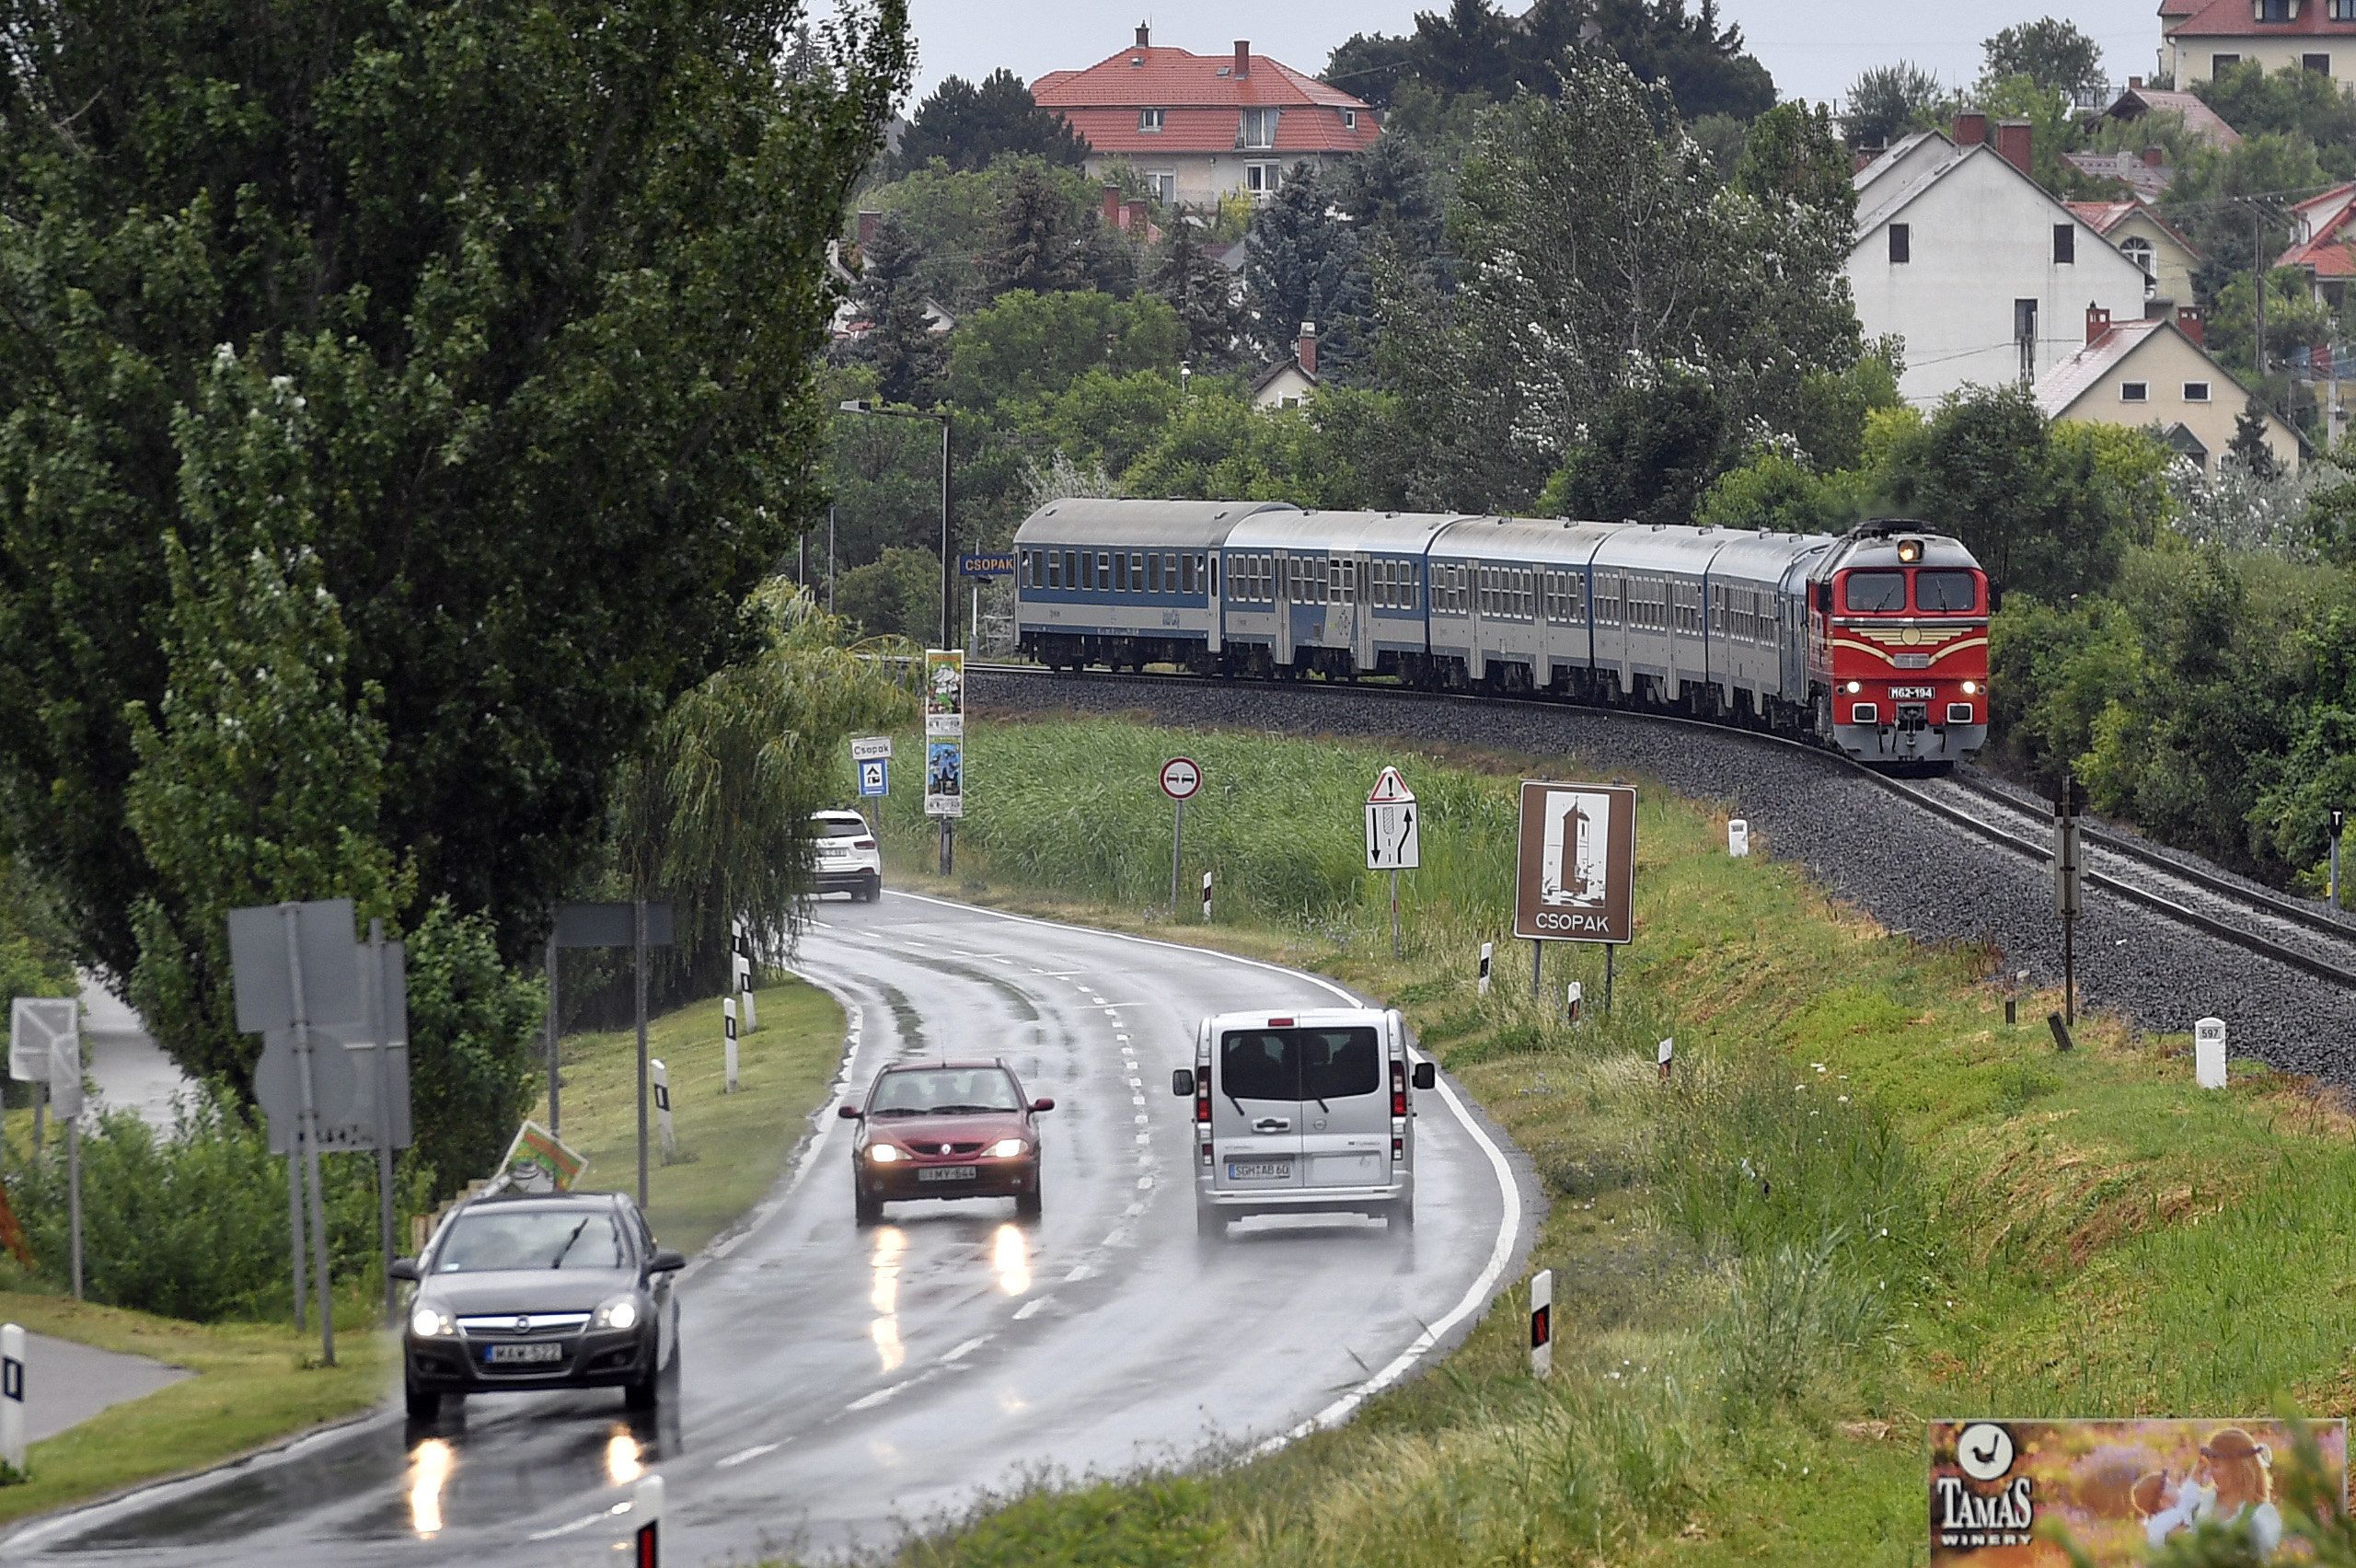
[1844,680,1862,695]
[1962,680,1980,696]
[1897,538,1923,563]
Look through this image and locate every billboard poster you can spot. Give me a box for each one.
[925,739,964,819]
[1512,781,1636,944]
[1929,1418,2347,1564]
[925,648,964,738]
[491,1121,589,1194]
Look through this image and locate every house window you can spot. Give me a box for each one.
[2120,236,2155,276]
[2053,225,2075,264]
[1138,108,1165,133]
[2305,52,2334,74]
[2336,0,2356,20]
[2121,381,2150,402]
[1888,223,1911,264]
[1240,108,1279,148]
[2184,381,2212,402]
[2258,0,2290,20]
[1343,109,1358,130]
[2213,53,2242,73]
[1245,162,1281,194]
[1147,170,1176,204]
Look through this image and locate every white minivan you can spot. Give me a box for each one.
[1172,1008,1436,1238]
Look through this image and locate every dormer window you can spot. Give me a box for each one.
[2336,0,2355,19]
[2258,0,2292,20]
[1343,109,1358,130]
[1139,108,1165,133]
[1241,108,1279,148]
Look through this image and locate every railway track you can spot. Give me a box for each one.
[968,660,2356,995]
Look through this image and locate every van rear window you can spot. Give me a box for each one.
[1218,1028,1380,1101]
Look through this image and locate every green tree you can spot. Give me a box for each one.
[945,290,1184,410]
[895,69,1089,174]
[1845,63,1946,149]
[0,0,911,1088]
[1244,166,1375,375]
[1734,101,1856,216]
[1537,370,1736,525]
[1981,18,2105,102]
[404,901,545,1193]
[2192,62,2356,173]
[1005,370,1185,478]
[2231,397,2287,480]
[847,211,946,405]
[1585,0,1776,121]
[833,548,943,646]
[987,162,1104,296]
[1145,223,1247,371]
[1693,450,1869,535]
[1119,387,1413,510]
[1973,73,2077,190]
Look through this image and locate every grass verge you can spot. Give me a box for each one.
[811,714,2356,1566]
[0,976,844,1530]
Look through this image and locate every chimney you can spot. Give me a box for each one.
[2177,305,2204,347]
[1234,40,1251,78]
[856,209,880,249]
[1995,118,2033,176]
[1296,320,1318,377]
[1854,144,1884,174]
[1135,21,1149,48]
[2142,145,2165,168]
[1123,198,1149,232]
[1103,183,1124,225]
[2086,303,2112,345]
[1953,110,1988,147]
[2130,75,2144,90]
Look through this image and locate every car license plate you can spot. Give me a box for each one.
[485,1342,563,1365]
[1889,686,1934,699]
[917,1165,977,1182]
[1227,1159,1292,1181]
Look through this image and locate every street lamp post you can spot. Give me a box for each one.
[837,400,953,651]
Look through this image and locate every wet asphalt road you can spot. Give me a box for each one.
[8,891,1528,1567]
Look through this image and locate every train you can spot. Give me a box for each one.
[1010,500,1992,769]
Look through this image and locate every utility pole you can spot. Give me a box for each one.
[2254,202,2271,420]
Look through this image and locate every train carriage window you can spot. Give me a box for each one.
[1210,555,1219,598]
[1164,552,1177,589]
[1181,554,1195,594]
[1843,571,1905,613]
[1081,552,1094,590]
[1097,551,1111,589]
[1114,553,1129,593]
[1065,549,1078,589]
[1147,554,1161,593]
[1131,552,1145,588]
[1914,570,1977,613]
[1045,550,1059,589]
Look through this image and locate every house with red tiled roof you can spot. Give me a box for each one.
[2160,0,2356,89]
[2036,304,2300,472]
[2101,79,2244,147]
[2064,198,2203,304]
[1033,24,1378,210]
[2276,181,2356,307]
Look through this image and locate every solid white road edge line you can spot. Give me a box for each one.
[881,889,1526,1456]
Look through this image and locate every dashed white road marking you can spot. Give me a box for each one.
[1063,1263,1092,1283]
[1091,995,1107,1004]
[941,1335,991,1364]
[1133,1113,1149,1124]
[1132,1095,1145,1106]
[1135,1132,1151,1143]
[848,1381,911,1412]
[526,1513,608,1540]
[1137,1174,1155,1188]
[1013,1296,1053,1320]
[1124,1200,1148,1217]
[716,1441,782,1469]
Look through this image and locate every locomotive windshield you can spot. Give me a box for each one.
[1914,570,1978,613]
[1843,571,1906,612]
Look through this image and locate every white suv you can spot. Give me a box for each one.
[811,811,882,902]
[1173,1008,1433,1239]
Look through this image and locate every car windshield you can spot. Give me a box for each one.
[814,817,868,839]
[869,1067,1022,1116]
[436,1210,626,1273]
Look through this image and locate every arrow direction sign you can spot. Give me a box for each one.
[1366,767,1420,871]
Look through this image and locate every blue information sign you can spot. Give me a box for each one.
[858,758,889,798]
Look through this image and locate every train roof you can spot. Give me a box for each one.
[1701,528,1841,583]
[1222,509,1475,553]
[1431,515,1623,564]
[1831,525,1979,572]
[1588,522,1754,574]
[1012,497,1295,549]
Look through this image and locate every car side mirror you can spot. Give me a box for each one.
[388,1257,422,1283]
[1030,1097,1056,1113]
[1172,1068,1195,1097]
[1412,1061,1436,1090]
[837,1103,863,1120]
[649,1248,687,1274]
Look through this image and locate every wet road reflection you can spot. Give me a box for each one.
[870,1227,907,1372]
[603,1428,642,1486]
[990,1222,1031,1296]
[406,1438,453,1539]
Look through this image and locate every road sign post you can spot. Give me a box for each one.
[0,1322,22,1476]
[1366,767,1419,959]
[926,651,965,876]
[544,929,561,1137]
[1529,1268,1553,1379]
[722,998,739,1094]
[1201,870,1212,923]
[1514,781,1638,1015]
[10,1000,80,1299]
[2332,808,2344,909]
[1478,940,1492,997]
[553,900,674,1209]
[1161,758,1201,912]
[651,1057,676,1161]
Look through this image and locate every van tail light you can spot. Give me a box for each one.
[1194,1072,1209,1125]
[1391,1059,1407,1118]
[1392,1135,1403,1162]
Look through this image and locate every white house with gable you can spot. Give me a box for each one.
[1850,112,2153,407]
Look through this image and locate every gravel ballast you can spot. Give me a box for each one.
[976,671,2356,1079]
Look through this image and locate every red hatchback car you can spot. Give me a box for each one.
[842,1059,1055,1225]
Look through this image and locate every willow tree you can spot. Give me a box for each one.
[0,1,910,1085]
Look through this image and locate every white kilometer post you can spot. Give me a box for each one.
[1529,1269,1553,1380]
[2195,1017,2227,1090]
[1728,818,1750,858]
[0,1321,24,1476]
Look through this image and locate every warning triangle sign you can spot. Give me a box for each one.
[1369,767,1414,804]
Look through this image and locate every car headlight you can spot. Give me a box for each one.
[867,1144,903,1163]
[595,1297,641,1331]
[987,1137,1030,1159]
[410,1306,455,1338]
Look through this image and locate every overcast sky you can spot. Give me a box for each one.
[896,1,2165,110]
